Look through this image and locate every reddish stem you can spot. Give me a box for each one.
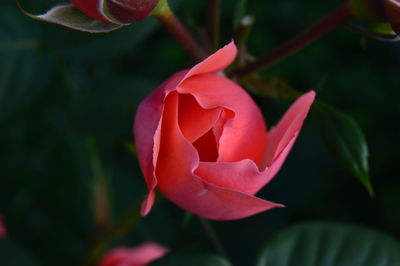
[153,4,208,61]
[232,2,354,79]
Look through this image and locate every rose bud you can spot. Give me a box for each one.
[134,41,315,221]
[70,0,160,24]
[99,242,169,266]
[385,0,400,34]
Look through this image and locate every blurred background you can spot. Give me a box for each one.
[0,0,399,265]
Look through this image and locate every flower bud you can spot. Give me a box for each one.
[134,42,315,220]
[384,0,400,34]
[70,0,160,24]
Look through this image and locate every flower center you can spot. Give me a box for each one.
[177,93,230,162]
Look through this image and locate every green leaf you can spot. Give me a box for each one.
[0,239,41,266]
[315,102,373,196]
[150,253,231,266]
[16,2,122,33]
[257,222,400,266]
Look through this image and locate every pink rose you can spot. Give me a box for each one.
[134,41,315,220]
[99,242,168,266]
[70,0,159,23]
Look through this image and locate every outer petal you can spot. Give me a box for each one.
[70,0,110,22]
[195,136,300,195]
[198,92,315,196]
[180,41,237,81]
[195,160,272,195]
[261,91,316,170]
[134,70,188,216]
[156,92,282,220]
[99,242,169,266]
[179,74,267,165]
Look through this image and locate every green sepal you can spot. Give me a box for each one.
[16,1,122,33]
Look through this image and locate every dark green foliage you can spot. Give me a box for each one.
[257,222,400,266]
[316,102,373,195]
[0,239,40,266]
[1,0,400,265]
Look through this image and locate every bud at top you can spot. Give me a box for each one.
[70,0,159,24]
[384,0,400,34]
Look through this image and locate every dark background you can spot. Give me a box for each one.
[0,0,399,265]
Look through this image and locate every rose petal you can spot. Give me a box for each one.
[156,92,282,220]
[179,74,267,165]
[195,159,270,195]
[195,132,300,195]
[181,41,237,81]
[71,0,110,22]
[261,91,316,169]
[99,242,169,266]
[178,93,222,143]
[134,70,188,215]
[192,129,219,162]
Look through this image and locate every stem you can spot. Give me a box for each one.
[198,217,228,258]
[207,0,221,50]
[152,0,208,61]
[232,2,354,79]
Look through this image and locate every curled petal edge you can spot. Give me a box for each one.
[261,91,316,169]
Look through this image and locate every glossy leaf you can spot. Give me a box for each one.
[316,102,373,195]
[257,222,400,266]
[16,2,122,33]
[150,253,231,266]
